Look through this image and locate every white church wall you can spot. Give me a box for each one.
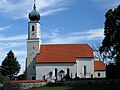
[36,63,77,80]
[94,71,106,78]
[76,58,94,78]
[26,40,39,80]
[26,21,41,80]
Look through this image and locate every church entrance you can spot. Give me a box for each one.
[32,76,36,80]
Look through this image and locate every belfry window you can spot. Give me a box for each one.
[32,25,35,31]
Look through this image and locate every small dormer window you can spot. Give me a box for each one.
[32,25,34,31]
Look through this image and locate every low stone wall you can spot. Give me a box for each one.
[3,80,47,90]
[63,79,120,85]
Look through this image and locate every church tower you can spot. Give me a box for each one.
[26,0,41,80]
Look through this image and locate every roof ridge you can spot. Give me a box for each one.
[40,44,89,46]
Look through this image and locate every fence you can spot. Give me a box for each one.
[3,80,47,90]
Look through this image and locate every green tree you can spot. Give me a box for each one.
[17,74,25,80]
[92,43,107,64]
[0,50,21,80]
[100,5,120,78]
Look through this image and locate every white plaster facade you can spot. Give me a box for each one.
[36,58,103,80]
[76,58,94,78]
[94,71,106,78]
[36,63,77,80]
[36,58,106,80]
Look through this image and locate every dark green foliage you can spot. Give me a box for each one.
[100,5,120,78]
[17,74,25,80]
[0,72,9,83]
[92,43,108,63]
[106,63,117,79]
[0,50,21,80]
[28,84,120,90]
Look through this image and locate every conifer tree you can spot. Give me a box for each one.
[0,50,21,80]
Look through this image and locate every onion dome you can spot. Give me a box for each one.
[29,2,40,21]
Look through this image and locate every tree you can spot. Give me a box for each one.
[92,43,107,64]
[17,74,25,80]
[100,5,120,78]
[106,63,117,79]
[0,50,21,80]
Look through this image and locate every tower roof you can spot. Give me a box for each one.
[28,0,40,21]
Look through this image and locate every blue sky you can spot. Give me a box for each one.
[0,0,120,74]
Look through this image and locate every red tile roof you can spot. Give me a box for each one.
[36,44,94,63]
[94,61,106,71]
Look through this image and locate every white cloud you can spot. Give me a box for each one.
[40,8,67,16]
[0,34,27,41]
[0,42,26,51]
[18,58,26,74]
[13,50,26,57]
[43,28,104,44]
[0,0,71,19]
[71,28,104,39]
[42,28,61,39]
[0,25,12,31]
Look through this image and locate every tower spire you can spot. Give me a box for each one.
[29,0,40,21]
[34,0,36,9]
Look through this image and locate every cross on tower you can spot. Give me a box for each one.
[34,0,36,9]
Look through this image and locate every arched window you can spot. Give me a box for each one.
[55,68,57,77]
[32,25,34,31]
[98,73,100,77]
[67,68,70,77]
[84,65,87,75]
[43,75,45,80]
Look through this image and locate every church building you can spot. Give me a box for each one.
[25,1,106,80]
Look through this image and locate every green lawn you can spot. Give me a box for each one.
[28,83,120,90]
[29,85,71,90]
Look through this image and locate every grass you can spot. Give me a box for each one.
[28,83,120,90]
[28,83,72,90]
[29,85,71,90]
